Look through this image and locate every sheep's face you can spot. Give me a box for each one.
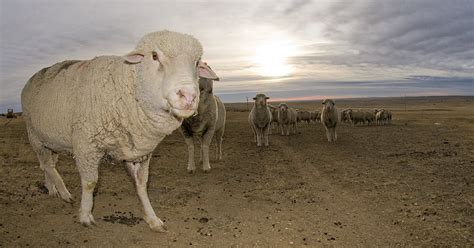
[198,78,214,94]
[253,94,269,107]
[279,104,288,113]
[322,99,335,111]
[124,50,218,119]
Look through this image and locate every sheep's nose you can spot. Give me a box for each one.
[177,89,197,108]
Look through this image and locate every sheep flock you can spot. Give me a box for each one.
[21,30,394,233]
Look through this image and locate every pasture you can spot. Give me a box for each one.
[1,96,473,247]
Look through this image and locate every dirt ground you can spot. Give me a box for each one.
[1,96,473,247]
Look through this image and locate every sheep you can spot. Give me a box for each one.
[340,109,352,124]
[248,94,272,146]
[181,75,226,173]
[347,109,366,126]
[277,103,297,136]
[316,112,322,122]
[375,109,390,125]
[267,104,279,134]
[363,111,376,125]
[21,30,218,232]
[321,99,341,142]
[309,111,317,123]
[297,110,311,125]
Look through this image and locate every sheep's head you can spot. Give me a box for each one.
[322,99,335,111]
[198,77,214,94]
[253,93,269,107]
[278,103,288,112]
[123,30,218,119]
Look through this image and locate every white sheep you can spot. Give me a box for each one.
[21,30,218,232]
[248,93,272,146]
[277,103,297,136]
[181,76,226,173]
[375,109,390,125]
[321,99,341,142]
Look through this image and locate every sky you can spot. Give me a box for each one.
[1,0,473,111]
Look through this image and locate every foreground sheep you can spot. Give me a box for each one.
[277,103,297,135]
[181,76,226,173]
[248,94,272,146]
[21,30,218,232]
[321,99,341,142]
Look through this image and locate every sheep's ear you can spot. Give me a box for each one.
[198,60,219,81]
[253,97,257,100]
[123,50,145,64]
[266,97,270,99]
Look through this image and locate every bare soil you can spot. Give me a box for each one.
[1,96,473,247]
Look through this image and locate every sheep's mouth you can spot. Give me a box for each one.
[170,107,196,118]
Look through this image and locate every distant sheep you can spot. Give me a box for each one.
[267,104,279,134]
[277,103,297,136]
[321,99,340,142]
[181,75,226,173]
[363,111,376,125]
[309,111,318,123]
[297,110,311,124]
[340,109,352,124]
[21,30,217,232]
[346,109,365,126]
[375,109,390,125]
[248,94,272,146]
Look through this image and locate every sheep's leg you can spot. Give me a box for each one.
[184,136,195,173]
[280,124,285,136]
[216,134,223,160]
[286,124,290,136]
[250,124,257,143]
[325,128,331,142]
[75,149,103,227]
[263,125,270,146]
[212,129,224,161]
[28,131,72,202]
[256,128,263,146]
[201,128,215,172]
[125,156,166,233]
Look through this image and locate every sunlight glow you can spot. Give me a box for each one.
[253,42,296,77]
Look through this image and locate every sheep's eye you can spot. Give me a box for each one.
[195,60,199,67]
[152,52,159,61]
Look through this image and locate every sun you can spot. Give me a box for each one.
[254,42,295,77]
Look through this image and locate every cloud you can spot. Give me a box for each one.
[0,0,473,111]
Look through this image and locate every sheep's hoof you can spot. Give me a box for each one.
[46,185,59,197]
[80,212,96,227]
[187,168,195,174]
[57,189,74,203]
[60,192,74,203]
[203,167,211,173]
[150,223,168,233]
[145,217,168,233]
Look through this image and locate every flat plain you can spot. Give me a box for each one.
[1,96,473,247]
